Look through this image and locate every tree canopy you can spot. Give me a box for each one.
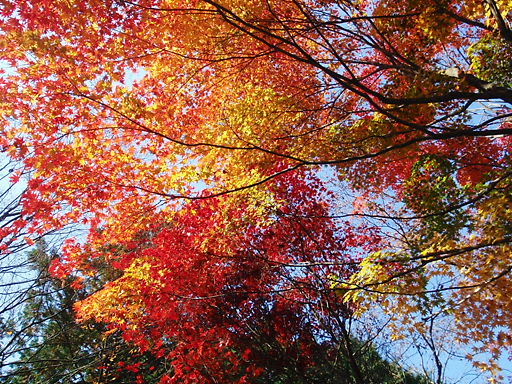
[0,0,511,382]
[1,243,170,384]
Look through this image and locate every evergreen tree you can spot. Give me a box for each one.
[2,242,169,384]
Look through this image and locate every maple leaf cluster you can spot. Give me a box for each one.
[0,0,511,381]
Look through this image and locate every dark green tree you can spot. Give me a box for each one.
[1,242,170,384]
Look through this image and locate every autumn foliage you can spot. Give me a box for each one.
[1,0,512,382]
